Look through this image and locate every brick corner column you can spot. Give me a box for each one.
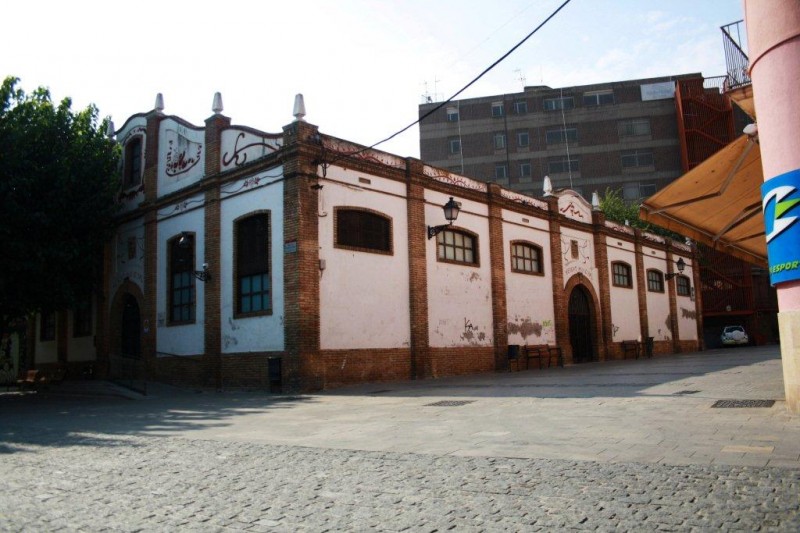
[141,110,163,378]
[592,210,612,361]
[405,158,431,379]
[487,184,508,371]
[633,229,650,351]
[546,197,568,358]
[665,245,681,353]
[691,244,705,350]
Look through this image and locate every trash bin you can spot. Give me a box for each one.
[267,357,282,393]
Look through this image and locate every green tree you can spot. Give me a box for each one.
[599,187,683,240]
[0,76,119,333]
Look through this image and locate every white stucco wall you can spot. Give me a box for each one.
[426,191,493,348]
[219,168,285,354]
[67,307,96,361]
[157,119,205,198]
[675,256,698,341]
[116,117,147,214]
[34,315,57,364]
[606,239,641,341]
[643,248,672,341]
[319,167,410,350]
[156,201,205,356]
[503,210,556,345]
[110,218,146,306]
[561,227,598,291]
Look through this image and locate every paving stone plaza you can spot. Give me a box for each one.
[2,346,799,531]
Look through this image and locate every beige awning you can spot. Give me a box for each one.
[640,134,767,266]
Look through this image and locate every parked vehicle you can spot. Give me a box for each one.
[721,325,749,346]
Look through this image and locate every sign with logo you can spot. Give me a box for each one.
[762,168,800,285]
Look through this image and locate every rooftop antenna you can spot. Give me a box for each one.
[433,75,441,102]
[421,81,432,103]
[514,68,526,89]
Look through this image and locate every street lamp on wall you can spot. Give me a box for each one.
[427,197,461,239]
[177,232,211,282]
[665,257,686,281]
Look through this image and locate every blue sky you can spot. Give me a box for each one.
[1,1,744,158]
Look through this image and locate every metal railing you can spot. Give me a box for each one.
[721,20,751,90]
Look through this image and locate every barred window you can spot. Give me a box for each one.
[676,275,691,296]
[437,229,477,265]
[612,261,633,288]
[169,234,195,324]
[335,208,392,254]
[40,311,56,341]
[511,242,543,275]
[236,213,271,316]
[647,269,664,292]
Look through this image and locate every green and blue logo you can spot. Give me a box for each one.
[762,169,800,285]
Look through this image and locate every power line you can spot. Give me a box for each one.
[328,0,573,166]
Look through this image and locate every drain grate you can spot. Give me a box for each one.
[712,399,775,408]
[425,400,474,407]
[674,390,701,395]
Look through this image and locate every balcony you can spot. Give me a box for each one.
[721,20,755,118]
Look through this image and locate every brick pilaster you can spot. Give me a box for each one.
[633,229,649,347]
[691,245,704,350]
[666,246,681,353]
[487,184,508,371]
[547,197,568,356]
[203,113,230,389]
[141,110,163,373]
[405,159,431,379]
[282,120,322,391]
[592,211,611,361]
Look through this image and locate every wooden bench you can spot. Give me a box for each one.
[524,345,549,370]
[547,345,564,368]
[621,340,640,359]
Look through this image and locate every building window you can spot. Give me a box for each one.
[545,127,578,144]
[73,299,92,337]
[583,91,615,106]
[511,242,543,275]
[618,118,651,137]
[169,234,196,324]
[612,261,633,288]
[676,275,691,296]
[543,96,574,111]
[493,133,506,150]
[40,311,56,342]
[495,164,508,180]
[123,137,143,189]
[517,131,530,148]
[335,208,392,254]
[520,163,531,177]
[548,157,579,174]
[236,213,272,316]
[491,102,504,117]
[446,106,459,122]
[513,101,528,114]
[449,139,461,154]
[621,150,654,169]
[640,184,657,197]
[647,269,664,292]
[437,229,478,265]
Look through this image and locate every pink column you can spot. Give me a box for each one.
[745,0,800,411]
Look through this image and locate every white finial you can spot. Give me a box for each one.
[743,123,757,137]
[212,92,223,114]
[154,93,164,112]
[591,191,600,211]
[293,93,306,122]
[106,120,116,139]
[625,219,630,226]
[543,175,553,196]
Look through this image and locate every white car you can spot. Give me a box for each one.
[721,326,749,346]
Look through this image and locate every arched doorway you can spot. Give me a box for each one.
[121,294,141,358]
[568,286,595,363]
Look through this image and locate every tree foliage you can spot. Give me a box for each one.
[0,76,119,331]
[599,187,684,240]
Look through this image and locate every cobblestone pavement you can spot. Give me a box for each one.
[1,430,799,532]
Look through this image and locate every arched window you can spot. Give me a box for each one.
[511,241,543,275]
[612,261,633,288]
[123,136,143,189]
[235,213,271,316]
[646,269,664,292]
[676,275,692,297]
[335,208,392,254]
[168,234,195,324]
[437,228,478,265]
